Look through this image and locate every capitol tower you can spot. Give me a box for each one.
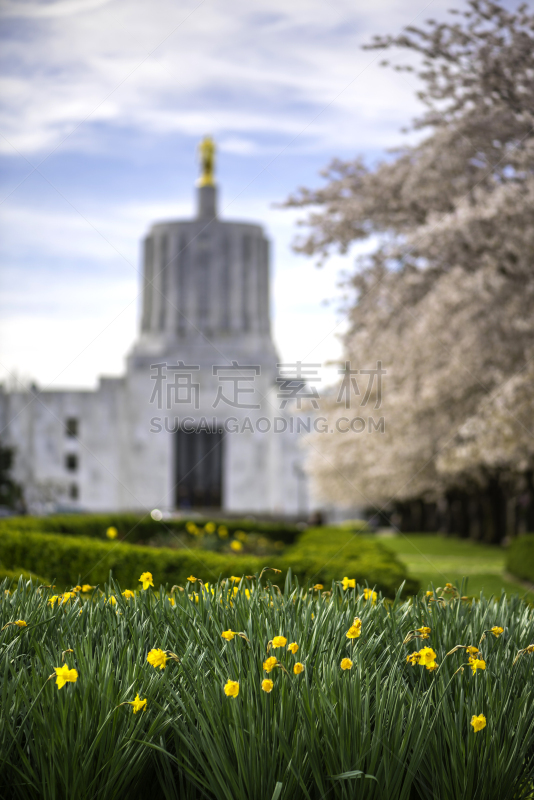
[0,139,309,516]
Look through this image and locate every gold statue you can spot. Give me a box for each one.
[198,136,215,187]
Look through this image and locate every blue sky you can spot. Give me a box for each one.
[0,0,456,390]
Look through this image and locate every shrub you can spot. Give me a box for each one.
[506,534,534,584]
[277,526,419,596]
[0,525,416,596]
[1,577,533,799]
[0,529,262,591]
[0,564,49,586]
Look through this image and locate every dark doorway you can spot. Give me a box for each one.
[174,425,223,508]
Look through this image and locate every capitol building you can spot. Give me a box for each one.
[0,140,310,516]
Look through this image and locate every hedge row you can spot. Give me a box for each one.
[0,525,418,597]
[279,526,419,595]
[0,564,49,586]
[0,513,300,545]
[506,534,534,585]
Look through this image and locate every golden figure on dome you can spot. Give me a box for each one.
[198,136,215,186]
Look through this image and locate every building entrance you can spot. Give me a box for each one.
[174,426,223,508]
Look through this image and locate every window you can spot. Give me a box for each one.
[65,454,78,472]
[69,483,79,500]
[65,418,78,438]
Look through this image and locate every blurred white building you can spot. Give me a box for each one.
[0,144,311,516]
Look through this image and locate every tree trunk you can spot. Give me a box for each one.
[526,471,534,532]
[486,476,507,543]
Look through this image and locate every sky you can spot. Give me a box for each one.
[0,0,458,391]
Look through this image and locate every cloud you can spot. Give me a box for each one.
[1,0,115,19]
[0,0,453,157]
[0,0,460,388]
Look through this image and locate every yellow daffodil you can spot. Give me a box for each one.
[272,636,287,648]
[128,693,147,714]
[218,526,229,538]
[48,595,59,607]
[106,526,118,540]
[363,588,377,603]
[471,714,486,732]
[469,657,486,674]
[230,540,243,552]
[341,658,353,670]
[407,652,420,666]
[72,585,82,593]
[61,592,75,603]
[107,596,117,606]
[204,522,216,533]
[491,626,504,638]
[54,664,78,689]
[425,590,433,597]
[186,522,199,535]
[139,572,154,590]
[261,679,274,693]
[147,648,167,670]
[466,645,479,655]
[14,620,27,628]
[418,647,437,667]
[122,590,135,599]
[81,585,94,593]
[342,577,356,590]
[293,662,304,675]
[222,630,236,641]
[416,626,431,638]
[346,618,362,639]
[263,656,278,672]
[425,661,438,671]
[313,584,324,590]
[187,575,197,583]
[288,642,299,654]
[224,679,239,698]
[245,588,251,599]
[230,576,240,583]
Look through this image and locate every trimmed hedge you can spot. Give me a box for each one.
[0,564,50,586]
[0,513,300,545]
[0,525,418,597]
[506,534,534,584]
[280,526,419,596]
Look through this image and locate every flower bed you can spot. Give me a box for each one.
[0,513,301,546]
[1,574,534,799]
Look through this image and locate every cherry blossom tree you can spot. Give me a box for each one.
[286,1,534,540]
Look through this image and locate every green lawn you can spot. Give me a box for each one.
[363,532,533,600]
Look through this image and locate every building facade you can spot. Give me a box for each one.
[0,144,310,516]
